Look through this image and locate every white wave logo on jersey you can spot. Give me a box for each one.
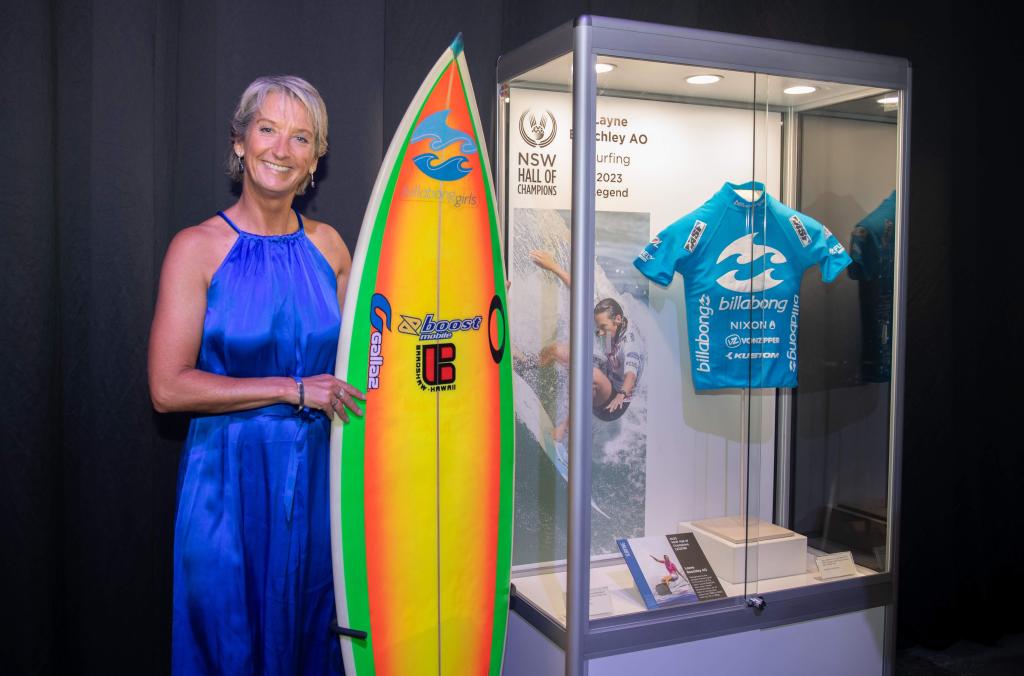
[715,233,787,292]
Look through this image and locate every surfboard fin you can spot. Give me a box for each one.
[329,621,368,640]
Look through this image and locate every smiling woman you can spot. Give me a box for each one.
[228,75,328,196]
[148,75,360,675]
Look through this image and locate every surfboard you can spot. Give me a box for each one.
[329,34,514,676]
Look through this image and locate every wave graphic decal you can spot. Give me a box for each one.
[411,153,472,181]
[715,232,787,292]
[410,109,477,181]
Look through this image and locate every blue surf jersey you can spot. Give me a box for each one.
[634,181,851,390]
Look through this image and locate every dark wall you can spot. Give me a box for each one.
[0,0,1015,672]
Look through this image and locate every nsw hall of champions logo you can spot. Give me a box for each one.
[715,232,787,293]
[518,109,557,148]
[410,109,476,182]
[367,294,392,390]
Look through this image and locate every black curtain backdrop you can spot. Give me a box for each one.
[1,0,1018,673]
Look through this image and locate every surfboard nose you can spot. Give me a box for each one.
[450,33,464,56]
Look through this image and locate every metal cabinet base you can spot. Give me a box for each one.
[504,606,887,676]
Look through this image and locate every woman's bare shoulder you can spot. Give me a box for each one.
[303,216,352,275]
[163,215,239,284]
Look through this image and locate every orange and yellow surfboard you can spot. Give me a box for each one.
[329,35,514,676]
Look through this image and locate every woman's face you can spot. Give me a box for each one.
[594,310,622,337]
[234,90,317,197]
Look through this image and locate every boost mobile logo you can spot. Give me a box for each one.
[368,294,392,390]
[519,109,557,148]
[715,233,787,293]
[398,313,482,341]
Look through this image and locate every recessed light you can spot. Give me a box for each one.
[877,96,899,105]
[571,63,617,74]
[783,86,817,95]
[686,74,722,85]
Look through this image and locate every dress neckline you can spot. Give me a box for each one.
[217,209,305,240]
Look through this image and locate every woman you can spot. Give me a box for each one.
[148,76,360,674]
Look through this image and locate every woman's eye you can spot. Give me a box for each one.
[295,136,309,144]
[259,126,273,133]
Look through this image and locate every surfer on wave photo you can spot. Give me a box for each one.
[525,249,647,445]
[148,75,361,675]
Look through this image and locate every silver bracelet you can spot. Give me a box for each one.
[292,376,304,411]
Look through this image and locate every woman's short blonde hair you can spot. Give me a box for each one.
[227,75,328,195]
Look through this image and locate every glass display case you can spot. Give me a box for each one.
[496,16,908,676]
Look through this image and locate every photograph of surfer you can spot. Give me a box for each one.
[148,76,359,674]
[527,249,646,441]
[650,552,682,581]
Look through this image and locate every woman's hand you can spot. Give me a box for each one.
[300,375,365,423]
[529,249,572,288]
[605,391,628,413]
[529,249,557,271]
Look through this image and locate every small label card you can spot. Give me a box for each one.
[815,551,857,580]
[561,586,612,621]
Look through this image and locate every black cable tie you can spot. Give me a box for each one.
[329,620,368,640]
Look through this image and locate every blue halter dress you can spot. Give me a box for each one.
[172,210,344,675]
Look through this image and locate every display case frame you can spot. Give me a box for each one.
[496,15,910,676]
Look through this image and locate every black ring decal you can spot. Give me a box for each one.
[487,294,506,364]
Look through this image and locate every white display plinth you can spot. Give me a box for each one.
[683,520,808,584]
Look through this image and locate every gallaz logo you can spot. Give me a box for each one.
[416,343,457,391]
[518,109,557,148]
[367,294,392,390]
[397,313,482,341]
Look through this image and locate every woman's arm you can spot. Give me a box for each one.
[529,249,572,288]
[148,224,307,414]
[307,217,365,423]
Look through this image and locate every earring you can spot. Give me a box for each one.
[309,171,316,189]
[237,154,244,173]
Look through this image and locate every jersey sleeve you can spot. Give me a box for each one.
[633,210,709,286]
[775,204,851,282]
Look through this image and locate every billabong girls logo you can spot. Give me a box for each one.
[518,109,557,148]
[368,294,392,390]
[410,110,477,181]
